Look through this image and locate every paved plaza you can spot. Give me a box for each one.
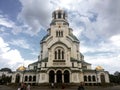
[0,85,120,90]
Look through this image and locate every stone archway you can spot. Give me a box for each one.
[56,70,62,83]
[64,70,70,83]
[49,70,55,83]
[100,74,105,83]
[15,74,20,83]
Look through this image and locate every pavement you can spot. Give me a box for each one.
[0,85,120,90]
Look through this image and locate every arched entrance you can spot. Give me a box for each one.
[15,74,20,83]
[64,70,70,83]
[49,70,55,83]
[100,74,105,83]
[56,70,62,83]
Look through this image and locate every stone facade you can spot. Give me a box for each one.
[0,9,110,85]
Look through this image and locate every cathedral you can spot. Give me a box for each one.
[1,9,110,85]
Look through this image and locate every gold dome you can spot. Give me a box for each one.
[17,66,26,71]
[95,66,104,71]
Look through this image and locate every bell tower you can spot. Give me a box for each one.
[50,9,69,26]
[48,9,70,39]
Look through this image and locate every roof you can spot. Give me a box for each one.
[17,66,26,71]
[69,34,79,42]
[28,61,39,66]
[95,66,104,71]
[41,34,49,42]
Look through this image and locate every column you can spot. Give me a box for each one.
[62,73,64,83]
[55,73,56,83]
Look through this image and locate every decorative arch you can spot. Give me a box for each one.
[64,70,70,83]
[88,75,91,81]
[49,70,55,83]
[54,47,65,60]
[92,75,96,81]
[56,70,62,83]
[58,12,61,18]
[84,75,87,81]
[29,76,32,81]
[33,76,36,81]
[25,76,28,81]
[15,74,20,83]
[100,74,105,83]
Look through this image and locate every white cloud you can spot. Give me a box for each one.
[18,0,57,36]
[0,15,14,28]
[8,39,30,49]
[80,36,120,74]
[0,14,23,35]
[110,34,120,47]
[0,37,34,70]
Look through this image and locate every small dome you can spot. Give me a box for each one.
[17,66,26,71]
[95,66,104,71]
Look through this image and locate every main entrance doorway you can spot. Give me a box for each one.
[56,70,62,83]
[15,74,20,83]
[49,70,70,83]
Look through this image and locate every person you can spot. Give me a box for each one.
[21,83,27,90]
[62,83,65,89]
[17,83,21,90]
[27,84,30,90]
[51,83,54,88]
[78,82,85,90]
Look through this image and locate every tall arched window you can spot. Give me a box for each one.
[92,76,96,81]
[29,76,32,81]
[33,76,36,81]
[84,76,87,81]
[54,47,65,60]
[58,12,61,18]
[56,31,58,37]
[58,49,61,59]
[55,51,57,59]
[62,51,64,59]
[25,76,28,81]
[88,76,91,81]
[61,31,63,37]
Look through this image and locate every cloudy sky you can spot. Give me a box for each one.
[0,0,120,74]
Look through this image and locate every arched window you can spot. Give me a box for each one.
[25,76,28,81]
[84,76,87,81]
[62,51,64,59]
[54,47,65,60]
[58,49,61,59]
[58,31,60,36]
[33,76,36,81]
[58,12,61,18]
[92,76,96,81]
[15,74,20,83]
[61,31,63,37]
[56,31,58,37]
[63,13,65,19]
[100,74,105,83]
[56,31,63,37]
[55,51,57,59]
[29,76,32,81]
[54,13,56,19]
[88,76,91,81]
